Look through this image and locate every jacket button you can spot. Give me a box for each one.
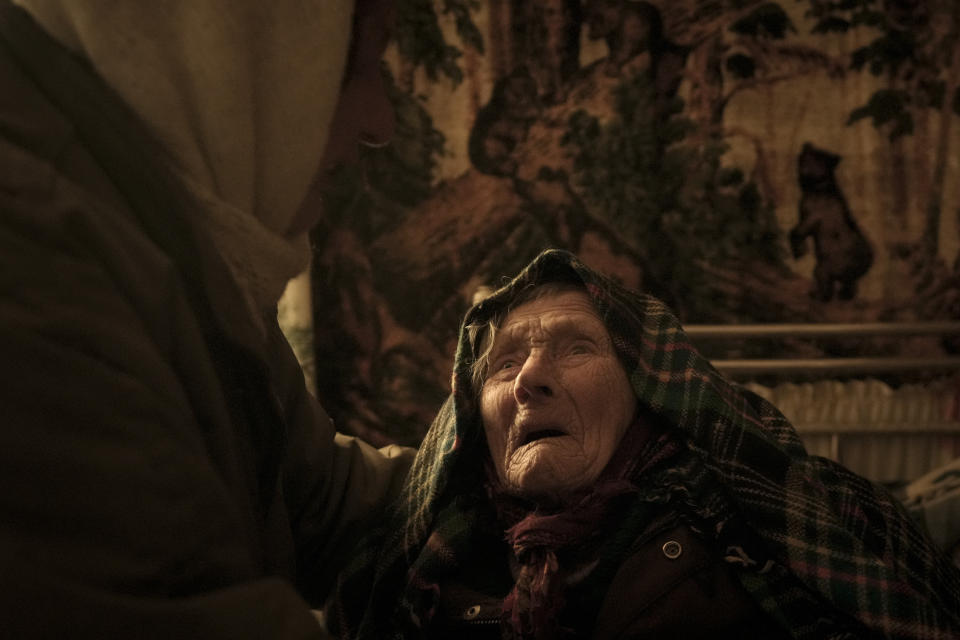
[463,605,481,620]
[662,540,682,559]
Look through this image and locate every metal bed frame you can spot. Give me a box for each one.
[682,322,960,473]
[685,321,960,375]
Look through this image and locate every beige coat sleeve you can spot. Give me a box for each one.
[266,320,416,606]
[0,137,414,637]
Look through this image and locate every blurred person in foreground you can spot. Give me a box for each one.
[0,0,413,637]
[330,249,960,639]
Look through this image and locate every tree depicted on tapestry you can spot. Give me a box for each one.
[805,0,960,321]
[467,0,843,321]
[310,0,960,446]
[309,1,481,446]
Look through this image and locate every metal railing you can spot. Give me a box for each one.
[683,321,960,375]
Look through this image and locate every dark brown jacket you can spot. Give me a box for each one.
[0,4,411,637]
[436,521,786,639]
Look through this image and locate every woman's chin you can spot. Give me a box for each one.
[508,466,586,503]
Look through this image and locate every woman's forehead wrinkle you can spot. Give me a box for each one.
[488,292,610,364]
[490,320,538,358]
[500,308,603,348]
[500,315,551,348]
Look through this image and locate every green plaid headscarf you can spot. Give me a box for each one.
[329,249,960,639]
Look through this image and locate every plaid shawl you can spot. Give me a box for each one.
[329,249,960,639]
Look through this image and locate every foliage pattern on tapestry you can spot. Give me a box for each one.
[311,0,960,446]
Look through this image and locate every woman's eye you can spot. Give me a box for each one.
[566,342,591,355]
[488,357,518,375]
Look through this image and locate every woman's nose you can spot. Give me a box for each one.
[514,353,555,403]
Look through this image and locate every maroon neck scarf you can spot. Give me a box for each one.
[488,419,660,640]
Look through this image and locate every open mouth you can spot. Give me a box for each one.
[520,429,567,446]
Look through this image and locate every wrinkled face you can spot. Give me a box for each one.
[480,290,637,500]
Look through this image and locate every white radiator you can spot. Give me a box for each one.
[744,378,960,485]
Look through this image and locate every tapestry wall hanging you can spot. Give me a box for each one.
[310,0,960,445]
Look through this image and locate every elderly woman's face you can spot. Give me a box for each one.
[480,290,637,499]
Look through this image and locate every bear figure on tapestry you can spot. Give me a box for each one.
[789,142,874,302]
